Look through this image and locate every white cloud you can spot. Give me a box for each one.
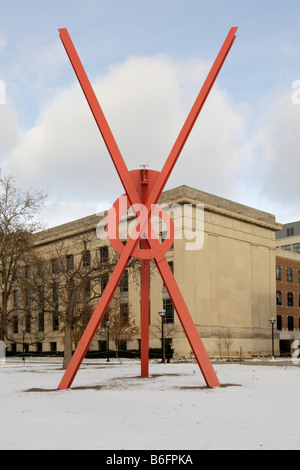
[5,54,248,227]
[0,33,7,53]
[0,101,19,156]
[12,37,67,96]
[254,88,300,223]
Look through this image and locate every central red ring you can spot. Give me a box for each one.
[106,170,175,260]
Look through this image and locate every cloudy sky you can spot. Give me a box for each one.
[0,0,300,228]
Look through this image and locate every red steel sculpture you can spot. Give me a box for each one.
[57,27,238,390]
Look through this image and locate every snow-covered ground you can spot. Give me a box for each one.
[0,358,299,450]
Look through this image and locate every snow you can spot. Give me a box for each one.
[0,358,299,450]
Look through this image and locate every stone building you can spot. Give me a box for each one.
[6,185,282,358]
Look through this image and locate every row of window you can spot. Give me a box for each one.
[12,337,176,354]
[277,315,299,331]
[19,239,171,280]
[11,339,130,354]
[10,342,57,354]
[12,297,175,336]
[54,246,109,273]
[10,254,176,337]
[280,243,300,253]
[4,247,110,284]
[10,268,129,335]
[276,266,300,284]
[276,291,300,307]
[12,299,175,336]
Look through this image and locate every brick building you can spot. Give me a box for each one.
[276,222,300,354]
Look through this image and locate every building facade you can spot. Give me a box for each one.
[276,222,300,354]
[5,185,282,358]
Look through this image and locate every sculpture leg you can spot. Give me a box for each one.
[140,254,150,377]
[57,239,137,390]
[155,255,220,388]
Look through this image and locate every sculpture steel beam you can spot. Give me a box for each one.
[57,27,238,390]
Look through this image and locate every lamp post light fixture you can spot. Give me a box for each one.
[21,327,26,362]
[158,309,166,363]
[105,320,111,362]
[269,317,276,361]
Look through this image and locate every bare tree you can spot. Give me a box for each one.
[215,331,223,360]
[0,173,46,342]
[223,329,234,361]
[28,234,117,369]
[98,290,139,359]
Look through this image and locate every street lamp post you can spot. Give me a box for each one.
[106,320,111,362]
[21,327,26,362]
[158,309,166,363]
[269,317,276,361]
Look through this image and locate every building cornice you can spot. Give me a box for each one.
[33,184,282,246]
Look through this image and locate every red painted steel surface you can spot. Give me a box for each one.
[57,27,238,390]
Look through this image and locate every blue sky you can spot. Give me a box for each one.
[0,0,300,227]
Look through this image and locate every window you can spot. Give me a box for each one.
[287,227,295,237]
[25,265,31,278]
[36,342,43,353]
[120,303,129,324]
[281,245,291,251]
[38,285,45,332]
[53,282,59,308]
[101,274,108,293]
[102,312,110,324]
[119,340,127,352]
[163,262,174,287]
[299,293,300,308]
[38,262,45,279]
[66,254,74,271]
[288,316,294,331]
[163,298,174,324]
[83,279,91,303]
[39,311,44,333]
[13,289,18,308]
[52,282,59,331]
[13,313,18,334]
[287,292,294,307]
[287,268,293,283]
[168,261,174,273]
[276,266,281,281]
[50,342,57,353]
[293,243,300,253]
[277,315,282,331]
[100,246,109,263]
[98,341,106,352]
[120,270,129,293]
[162,231,174,250]
[25,290,31,333]
[52,313,59,332]
[51,258,59,274]
[13,290,18,334]
[276,291,282,306]
[83,250,90,267]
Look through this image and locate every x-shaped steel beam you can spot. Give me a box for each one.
[57,27,238,389]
